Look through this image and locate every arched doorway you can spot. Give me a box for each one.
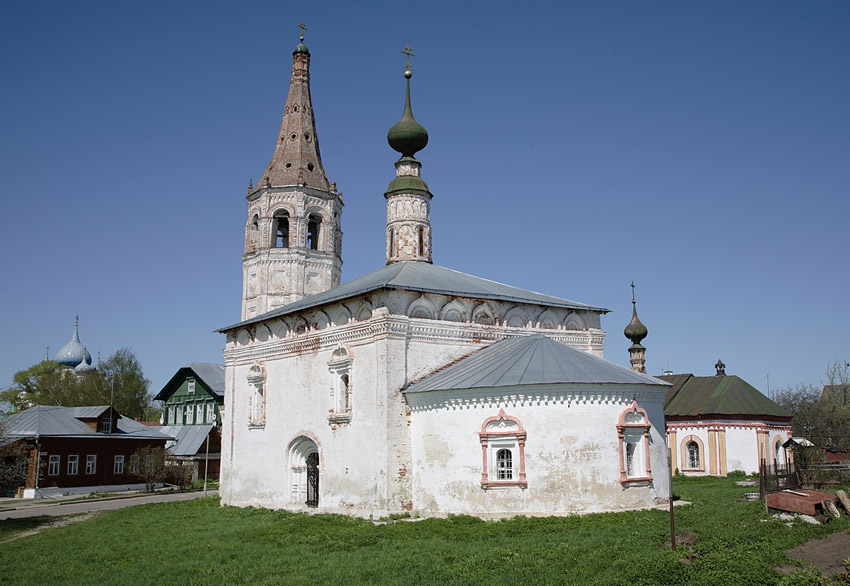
[288,437,319,507]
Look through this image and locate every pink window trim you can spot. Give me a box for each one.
[479,409,527,489]
[616,400,652,485]
[679,434,705,472]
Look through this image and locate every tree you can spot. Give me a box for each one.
[0,348,153,419]
[0,418,30,497]
[131,445,167,492]
[773,360,850,453]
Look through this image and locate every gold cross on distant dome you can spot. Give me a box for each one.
[401,45,415,69]
[298,22,307,42]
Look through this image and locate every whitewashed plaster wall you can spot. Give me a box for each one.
[406,384,670,516]
[221,291,611,516]
[671,422,791,476]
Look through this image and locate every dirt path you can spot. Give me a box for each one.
[0,513,96,545]
[783,531,850,576]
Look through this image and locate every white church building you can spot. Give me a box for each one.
[218,34,670,517]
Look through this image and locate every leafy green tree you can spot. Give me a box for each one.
[773,360,850,453]
[1,348,152,419]
[0,418,30,497]
[131,445,167,492]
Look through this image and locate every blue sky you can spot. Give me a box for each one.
[1,1,848,399]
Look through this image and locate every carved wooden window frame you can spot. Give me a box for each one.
[616,400,653,485]
[479,409,527,489]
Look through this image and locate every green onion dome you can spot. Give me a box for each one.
[624,300,648,346]
[387,73,428,158]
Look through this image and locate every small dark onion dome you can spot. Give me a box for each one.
[624,300,648,346]
[387,71,428,158]
[294,42,309,54]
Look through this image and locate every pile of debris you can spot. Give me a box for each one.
[767,488,850,522]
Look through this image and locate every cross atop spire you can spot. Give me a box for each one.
[298,21,307,42]
[401,45,415,71]
[631,281,636,302]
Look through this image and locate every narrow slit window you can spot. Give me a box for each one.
[418,227,424,256]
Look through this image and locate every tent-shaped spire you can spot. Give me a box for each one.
[259,27,330,192]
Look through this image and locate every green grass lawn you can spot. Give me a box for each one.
[0,476,847,585]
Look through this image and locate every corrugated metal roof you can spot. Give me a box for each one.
[219,261,609,331]
[3,405,173,440]
[159,425,214,456]
[659,374,791,419]
[404,334,668,393]
[154,363,225,401]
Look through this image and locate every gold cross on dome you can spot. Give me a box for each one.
[401,45,415,69]
[298,22,307,42]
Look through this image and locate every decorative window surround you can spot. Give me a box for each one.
[327,347,352,424]
[479,409,527,489]
[247,361,266,428]
[679,435,705,472]
[617,400,652,485]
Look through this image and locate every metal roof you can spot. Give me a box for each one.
[154,363,225,402]
[159,425,214,456]
[659,374,791,420]
[404,334,668,393]
[219,261,610,331]
[2,405,173,440]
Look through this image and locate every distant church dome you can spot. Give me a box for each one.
[55,317,93,368]
[74,350,96,374]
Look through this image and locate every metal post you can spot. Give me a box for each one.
[668,447,676,551]
[203,434,209,498]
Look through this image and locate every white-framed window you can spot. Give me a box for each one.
[176,405,184,425]
[48,455,60,476]
[478,409,527,488]
[186,404,194,424]
[495,448,513,480]
[206,403,215,424]
[248,362,266,427]
[327,347,352,424]
[187,378,195,394]
[196,403,204,424]
[114,455,125,475]
[99,415,112,433]
[68,454,79,475]
[616,400,652,485]
[129,455,139,474]
[86,455,97,475]
[168,406,175,425]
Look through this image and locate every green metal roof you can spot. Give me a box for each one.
[660,374,791,420]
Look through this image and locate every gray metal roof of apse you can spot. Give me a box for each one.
[404,334,669,393]
[3,405,173,440]
[220,261,609,331]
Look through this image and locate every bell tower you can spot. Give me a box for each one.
[385,46,433,264]
[242,25,343,320]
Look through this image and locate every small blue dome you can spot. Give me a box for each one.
[74,351,96,374]
[55,319,92,368]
